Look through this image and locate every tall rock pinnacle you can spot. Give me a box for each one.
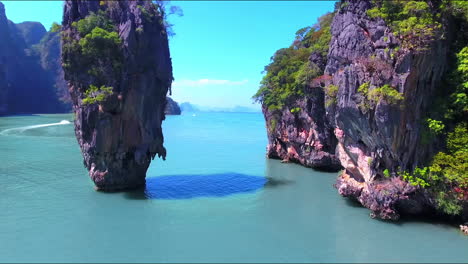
[62,0,173,191]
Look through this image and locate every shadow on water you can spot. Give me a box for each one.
[391,213,463,230]
[343,197,366,208]
[125,172,293,200]
[264,177,294,188]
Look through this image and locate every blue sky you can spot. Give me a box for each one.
[3,1,336,109]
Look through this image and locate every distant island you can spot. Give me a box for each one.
[179,102,260,113]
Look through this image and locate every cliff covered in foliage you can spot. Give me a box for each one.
[0,2,69,115]
[255,0,468,223]
[254,12,342,171]
[62,0,173,191]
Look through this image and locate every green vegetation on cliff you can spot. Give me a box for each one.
[366,0,442,50]
[366,0,468,52]
[391,1,468,215]
[324,84,338,107]
[50,22,61,33]
[73,10,115,36]
[78,26,122,77]
[82,85,114,105]
[252,0,468,216]
[452,47,468,114]
[401,123,468,215]
[135,2,182,36]
[357,82,404,110]
[62,10,122,103]
[61,2,180,107]
[252,13,334,111]
[427,118,445,135]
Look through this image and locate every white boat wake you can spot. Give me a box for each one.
[0,120,71,136]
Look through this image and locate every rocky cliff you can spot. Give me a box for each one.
[62,0,173,191]
[258,0,468,222]
[35,28,70,104]
[263,89,342,171]
[326,0,449,220]
[165,96,181,115]
[259,12,342,171]
[0,2,10,114]
[0,2,69,115]
[15,21,46,47]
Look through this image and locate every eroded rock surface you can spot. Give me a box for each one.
[261,0,462,220]
[62,0,173,191]
[326,0,448,220]
[263,47,342,171]
[263,88,341,171]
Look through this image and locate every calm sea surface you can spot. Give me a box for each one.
[0,112,467,263]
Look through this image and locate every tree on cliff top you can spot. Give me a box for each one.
[153,0,183,37]
[252,12,334,112]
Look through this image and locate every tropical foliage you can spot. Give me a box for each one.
[50,22,61,33]
[62,10,122,104]
[400,123,468,215]
[380,1,468,216]
[82,85,114,105]
[357,82,403,110]
[324,84,338,107]
[252,13,334,111]
[366,0,442,50]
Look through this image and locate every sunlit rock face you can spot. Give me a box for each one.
[262,49,341,171]
[261,0,454,220]
[62,0,173,191]
[263,89,342,171]
[326,0,449,220]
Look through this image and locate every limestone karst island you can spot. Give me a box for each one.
[0,0,467,263]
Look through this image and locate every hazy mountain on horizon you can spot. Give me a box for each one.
[179,102,260,113]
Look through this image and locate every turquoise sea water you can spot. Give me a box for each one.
[0,112,467,263]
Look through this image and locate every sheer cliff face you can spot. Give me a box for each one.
[327,1,448,220]
[262,0,451,220]
[62,1,173,191]
[0,2,69,115]
[15,22,47,47]
[36,30,70,104]
[0,2,10,114]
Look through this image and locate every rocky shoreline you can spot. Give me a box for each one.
[259,0,468,224]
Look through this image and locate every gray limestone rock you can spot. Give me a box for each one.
[62,0,173,191]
